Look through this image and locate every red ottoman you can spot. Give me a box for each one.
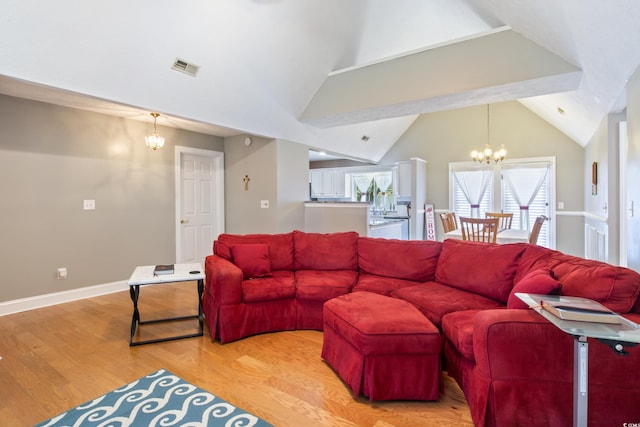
[321,291,442,401]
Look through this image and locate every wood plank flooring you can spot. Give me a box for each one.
[0,282,474,426]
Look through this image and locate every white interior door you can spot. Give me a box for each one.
[175,147,224,264]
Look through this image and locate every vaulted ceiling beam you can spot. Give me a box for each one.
[301,28,582,128]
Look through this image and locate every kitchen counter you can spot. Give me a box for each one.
[304,202,406,239]
[304,202,370,235]
[305,201,370,206]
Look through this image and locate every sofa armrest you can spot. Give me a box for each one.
[473,309,576,382]
[204,254,243,305]
[473,308,640,393]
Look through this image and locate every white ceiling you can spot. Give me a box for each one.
[1,0,640,163]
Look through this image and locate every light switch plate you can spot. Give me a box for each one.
[260,200,269,209]
[83,199,96,210]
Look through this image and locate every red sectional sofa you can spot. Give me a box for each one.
[203,230,640,427]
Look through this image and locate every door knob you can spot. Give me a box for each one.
[180,219,188,224]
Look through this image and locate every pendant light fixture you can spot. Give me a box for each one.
[145,113,165,150]
[470,105,506,164]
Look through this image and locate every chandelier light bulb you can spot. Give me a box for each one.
[494,145,507,162]
[470,105,507,164]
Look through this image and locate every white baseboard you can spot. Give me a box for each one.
[0,280,128,317]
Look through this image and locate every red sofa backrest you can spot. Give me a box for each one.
[515,245,640,313]
[435,239,528,303]
[550,253,640,313]
[293,230,359,271]
[358,237,442,282]
[215,232,295,271]
[513,244,559,283]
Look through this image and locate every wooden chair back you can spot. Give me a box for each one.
[529,215,547,244]
[459,216,499,243]
[485,212,513,230]
[440,212,458,233]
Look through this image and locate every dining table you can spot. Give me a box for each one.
[444,228,529,244]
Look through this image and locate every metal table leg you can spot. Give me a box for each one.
[129,285,140,345]
[573,336,588,427]
[129,280,204,346]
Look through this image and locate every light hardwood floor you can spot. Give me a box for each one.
[0,282,474,426]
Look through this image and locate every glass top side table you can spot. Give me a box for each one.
[515,293,640,427]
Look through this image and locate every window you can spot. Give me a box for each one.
[450,167,493,218]
[352,170,393,212]
[501,162,551,246]
[450,158,554,248]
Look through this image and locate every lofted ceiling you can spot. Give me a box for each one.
[1,0,640,163]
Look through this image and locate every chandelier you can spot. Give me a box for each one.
[145,113,165,150]
[471,105,506,164]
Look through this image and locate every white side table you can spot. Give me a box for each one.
[127,263,205,346]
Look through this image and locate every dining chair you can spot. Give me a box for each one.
[440,212,458,233]
[459,216,499,243]
[485,212,513,230]
[529,215,547,244]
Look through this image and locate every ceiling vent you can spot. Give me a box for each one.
[172,58,200,77]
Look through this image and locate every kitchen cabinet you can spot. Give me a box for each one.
[310,169,349,198]
[395,161,413,198]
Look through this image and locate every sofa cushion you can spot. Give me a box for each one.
[358,237,442,282]
[513,244,558,284]
[391,282,504,329]
[216,232,294,271]
[353,273,423,296]
[507,268,562,309]
[550,253,640,313]
[295,270,358,301]
[241,270,296,303]
[293,230,358,271]
[435,239,527,303]
[230,244,272,280]
[441,310,482,361]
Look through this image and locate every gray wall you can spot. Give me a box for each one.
[224,135,307,234]
[379,101,585,256]
[276,140,309,232]
[0,95,224,302]
[0,93,612,303]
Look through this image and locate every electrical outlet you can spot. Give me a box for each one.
[57,267,68,279]
[83,199,95,210]
[260,200,269,209]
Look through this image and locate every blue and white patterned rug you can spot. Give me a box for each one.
[35,369,273,427]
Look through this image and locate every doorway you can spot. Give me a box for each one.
[175,146,225,264]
